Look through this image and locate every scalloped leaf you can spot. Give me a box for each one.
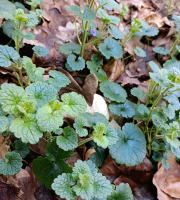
[0,116,9,132]
[2,20,15,39]
[131,87,146,99]
[109,123,146,166]
[48,70,71,91]
[73,116,88,137]
[10,114,43,144]
[82,112,109,127]
[25,12,39,29]
[153,47,170,55]
[100,81,127,103]
[0,152,22,176]
[56,127,78,151]
[59,43,81,55]
[36,104,63,132]
[0,45,19,67]
[98,0,122,11]
[33,140,72,189]
[99,37,122,59]
[32,45,49,57]
[26,82,58,108]
[14,139,30,158]
[108,24,124,39]
[0,83,31,114]
[52,173,76,200]
[107,183,133,200]
[109,101,136,118]
[67,54,85,71]
[66,5,96,21]
[61,92,87,118]
[134,46,146,57]
[98,8,120,24]
[0,0,16,20]
[23,56,45,82]
[93,173,112,199]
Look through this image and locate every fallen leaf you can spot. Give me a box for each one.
[103,58,124,82]
[59,69,98,106]
[66,152,81,167]
[85,149,96,161]
[0,18,3,27]
[153,154,180,200]
[115,73,141,86]
[0,133,8,159]
[29,138,48,156]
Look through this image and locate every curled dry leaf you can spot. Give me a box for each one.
[103,58,124,82]
[101,155,153,184]
[0,133,8,159]
[153,153,180,200]
[0,18,3,27]
[29,137,48,156]
[85,149,96,161]
[59,69,98,106]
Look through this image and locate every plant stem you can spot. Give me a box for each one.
[145,87,169,131]
[170,31,180,54]
[78,137,93,146]
[11,64,23,88]
[80,0,95,57]
[167,0,172,16]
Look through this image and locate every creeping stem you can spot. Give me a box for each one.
[78,137,93,146]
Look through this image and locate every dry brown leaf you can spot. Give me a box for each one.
[66,152,81,167]
[101,156,153,184]
[0,18,3,27]
[116,73,141,86]
[0,133,8,159]
[153,154,180,200]
[59,69,98,106]
[124,37,144,55]
[85,149,96,161]
[103,58,124,82]
[29,138,47,156]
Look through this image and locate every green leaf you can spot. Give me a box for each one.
[109,123,146,166]
[86,60,108,82]
[0,0,16,20]
[0,116,9,132]
[26,82,57,108]
[98,8,120,24]
[59,43,81,55]
[14,139,30,158]
[98,0,122,12]
[89,143,105,167]
[52,173,76,200]
[25,12,39,29]
[0,83,30,114]
[10,114,43,144]
[23,56,45,82]
[149,61,160,72]
[107,183,133,200]
[56,127,78,151]
[176,45,180,53]
[2,20,15,39]
[153,47,170,55]
[33,140,72,189]
[67,54,85,71]
[0,45,19,67]
[165,122,180,148]
[109,101,136,118]
[108,24,124,39]
[61,92,87,118]
[66,5,96,21]
[162,103,175,120]
[0,152,22,176]
[82,112,109,127]
[131,87,145,99]
[32,45,49,57]
[15,30,35,40]
[93,173,112,199]
[150,72,171,88]
[99,37,122,59]
[48,70,71,91]
[161,153,170,170]
[92,123,109,148]
[152,111,167,128]
[100,81,127,103]
[134,46,147,57]
[36,105,63,132]
[134,104,150,120]
[163,57,180,69]
[74,116,88,137]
